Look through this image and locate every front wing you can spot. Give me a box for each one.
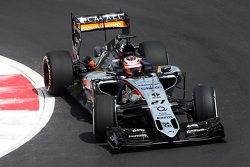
[106,117,225,149]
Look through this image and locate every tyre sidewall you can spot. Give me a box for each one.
[193,86,217,121]
[43,50,74,95]
[93,95,115,141]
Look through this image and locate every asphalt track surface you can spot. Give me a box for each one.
[0,0,250,166]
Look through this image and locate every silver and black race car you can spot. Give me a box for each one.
[42,12,225,149]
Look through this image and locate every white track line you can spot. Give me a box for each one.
[0,55,55,158]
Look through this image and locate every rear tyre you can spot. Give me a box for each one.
[193,85,217,121]
[43,50,74,96]
[138,41,169,66]
[93,95,115,142]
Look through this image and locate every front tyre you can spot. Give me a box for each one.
[43,50,74,96]
[93,95,115,142]
[193,85,218,121]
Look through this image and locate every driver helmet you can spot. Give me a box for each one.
[122,44,135,59]
[123,55,142,76]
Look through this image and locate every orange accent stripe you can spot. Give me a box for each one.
[80,21,128,31]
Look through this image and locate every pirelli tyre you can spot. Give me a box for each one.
[43,50,74,96]
[138,41,169,66]
[93,95,115,142]
[193,85,218,121]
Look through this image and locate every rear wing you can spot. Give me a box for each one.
[71,12,130,61]
[72,12,130,32]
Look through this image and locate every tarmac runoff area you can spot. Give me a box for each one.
[0,55,55,158]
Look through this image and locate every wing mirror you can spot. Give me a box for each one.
[162,66,171,73]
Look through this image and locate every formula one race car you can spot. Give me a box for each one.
[42,12,225,149]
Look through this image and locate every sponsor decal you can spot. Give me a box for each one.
[157,112,171,116]
[157,116,167,119]
[80,21,127,31]
[157,115,173,119]
[137,83,160,87]
[166,115,173,119]
[152,92,161,99]
[141,85,161,90]
[186,128,207,136]
[132,129,145,133]
[167,130,175,134]
[78,13,126,24]
[162,122,172,128]
[187,128,206,133]
[187,123,199,129]
[86,72,113,81]
[129,134,148,138]
[157,106,167,111]
[151,99,165,105]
